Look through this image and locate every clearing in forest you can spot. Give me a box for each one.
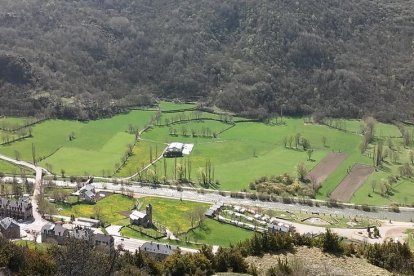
[306,152,347,187]
[330,164,374,202]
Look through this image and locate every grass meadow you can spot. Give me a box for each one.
[136,196,209,232]
[2,101,414,205]
[56,194,136,225]
[0,110,155,176]
[143,118,363,192]
[183,219,254,247]
[0,160,31,175]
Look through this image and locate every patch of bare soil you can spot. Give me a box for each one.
[302,217,331,225]
[245,247,391,276]
[330,164,374,202]
[384,227,407,242]
[306,152,347,186]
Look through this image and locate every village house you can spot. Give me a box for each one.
[140,241,178,259]
[0,217,20,239]
[41,223,114,249]
[41,222,69,244]
[129,204,153,227]
[0,196,32,220]
[73,184,96,204]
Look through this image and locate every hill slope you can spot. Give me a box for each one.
[1,0,413,120]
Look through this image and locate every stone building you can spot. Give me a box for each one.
[129,204,153,227]
[0,197,32,220]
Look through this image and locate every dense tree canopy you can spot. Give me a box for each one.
[0,0,413,121]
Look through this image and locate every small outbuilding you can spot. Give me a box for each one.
[163,142,184,158]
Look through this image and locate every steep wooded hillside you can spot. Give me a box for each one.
[1,0,413,120]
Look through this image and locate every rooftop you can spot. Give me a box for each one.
[140,241,177,255]
[0,217,18,230]
[130,210,147,220]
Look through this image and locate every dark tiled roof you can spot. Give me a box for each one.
[0,197,31,210]
[0,217,18,230]
[41,222,55,232]
[95,233,113,243]
[140,242,177,255]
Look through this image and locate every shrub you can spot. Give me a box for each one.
[389,204,400,213]
[249,193,257,200]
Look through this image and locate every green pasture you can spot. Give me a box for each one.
[56,194,135,225]
[2,101,413,205]
[116,140,164,177]
[159,110,229,123]
[326,119,401,138]
[0,116,31,127]
[351,140,414,206]
[136,196,209,232]
[183,219,254,247]
[0,160,31,175]
[145,118,363,191]
[0,110,155,176]
[159,101,196,111]
[120,227,153,241]
[0,130,19,143]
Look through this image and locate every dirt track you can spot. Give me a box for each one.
[330,164,374,202]
[306,152,347,186]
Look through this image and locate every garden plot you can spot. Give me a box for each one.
[306,152,347,186]
[330,164,374,202]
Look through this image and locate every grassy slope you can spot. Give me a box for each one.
[352,135,414,205]
[184,219,254,247]
[137,196,209,232]
[0,110,155,176]
[159,101,196,111]
[0,117,31,126]
[0,160,32,175]
[57,194,135,225]
[2,102,412,205]
[145,118,362,191]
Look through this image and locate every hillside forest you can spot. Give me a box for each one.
[0,0,414,121]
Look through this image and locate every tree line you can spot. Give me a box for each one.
[2,229,414,275]
[0,0,414,122]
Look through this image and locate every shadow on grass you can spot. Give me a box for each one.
[185,223,211,241]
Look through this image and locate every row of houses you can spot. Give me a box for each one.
[140,241,178,259]
[41,223,114,250]
[0,196,32,220]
